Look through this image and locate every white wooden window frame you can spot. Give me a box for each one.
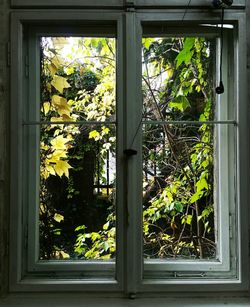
[10,9,248,295]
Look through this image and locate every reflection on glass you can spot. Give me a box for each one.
[142,37,216,260]
[39,37,116,260]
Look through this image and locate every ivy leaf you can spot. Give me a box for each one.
[175,37,195,68]
[181,214,193,225]
[190,191,202,204]
[51,75,71,93]
[196,178,208,192]
[169,96,191,112]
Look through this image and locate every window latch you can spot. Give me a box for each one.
[124,149,137,157]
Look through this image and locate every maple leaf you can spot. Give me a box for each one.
[51,95,71,117]
[54,160,72,177]
[51,75,71,93]
[50,135,70,151]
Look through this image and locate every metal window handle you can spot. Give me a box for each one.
[124,149,137,156]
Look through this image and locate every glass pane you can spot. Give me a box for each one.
[143,123,216,260]
[39,36,116,261]
[142,37,215,122]
[39,124,116,260]
[40,37,116,123]
[142,36,218,260]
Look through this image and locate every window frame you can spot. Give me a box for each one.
[10,10,126,293]
[10,0,246,8]
[141,27,234,275]
[133,11,248,293]
[10,9,248,294]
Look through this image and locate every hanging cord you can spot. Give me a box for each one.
[182,0,192,21]
[215,7,225,94]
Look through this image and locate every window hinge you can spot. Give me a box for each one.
[25,55,29,78]
[7,42,11,67]
[124,0,135,11]
[229,214,233,239]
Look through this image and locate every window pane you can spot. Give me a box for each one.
[39,37,116,261]
[40,37,116,123]
[142,37,215,122]
[142,123,216,260]
[142,36,217,260]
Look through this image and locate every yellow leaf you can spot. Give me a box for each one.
[89,130,100,141]
[54,213,64,223]
[51,95,71,117]
[50,117,64,123]
[61,114,73,121]
[48,63,57,76]
[47,165,56,176]
[102,127,110,135]
[57,105,71,117]
[51,57,61,69]
[52,95,67,107]
[51,75,71,93]
[54,160,72,178]
[59,251,70,259]
[65,67,74,75]
[51,135,70,151]
[42,102,50,115]
[47,151,67,165]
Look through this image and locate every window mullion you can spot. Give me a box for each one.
[124,11,143,296]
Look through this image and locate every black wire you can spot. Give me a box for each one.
[219,8,225,83]
[182,0,192,21]
[129,116,143,149]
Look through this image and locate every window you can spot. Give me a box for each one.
[10,9,248,294]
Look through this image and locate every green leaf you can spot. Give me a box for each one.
[196,178,208,192]
[75,225,87,232]
[175,38,195,67]
[189,192,202,204]
[142,38,154,49]
[182,214,192,225]
[174,202,184,213]
[169,96,191,112]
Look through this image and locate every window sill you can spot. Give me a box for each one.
[1,295,250,306]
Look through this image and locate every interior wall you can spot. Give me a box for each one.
[0,0,249,298]
[0,0,9,298]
